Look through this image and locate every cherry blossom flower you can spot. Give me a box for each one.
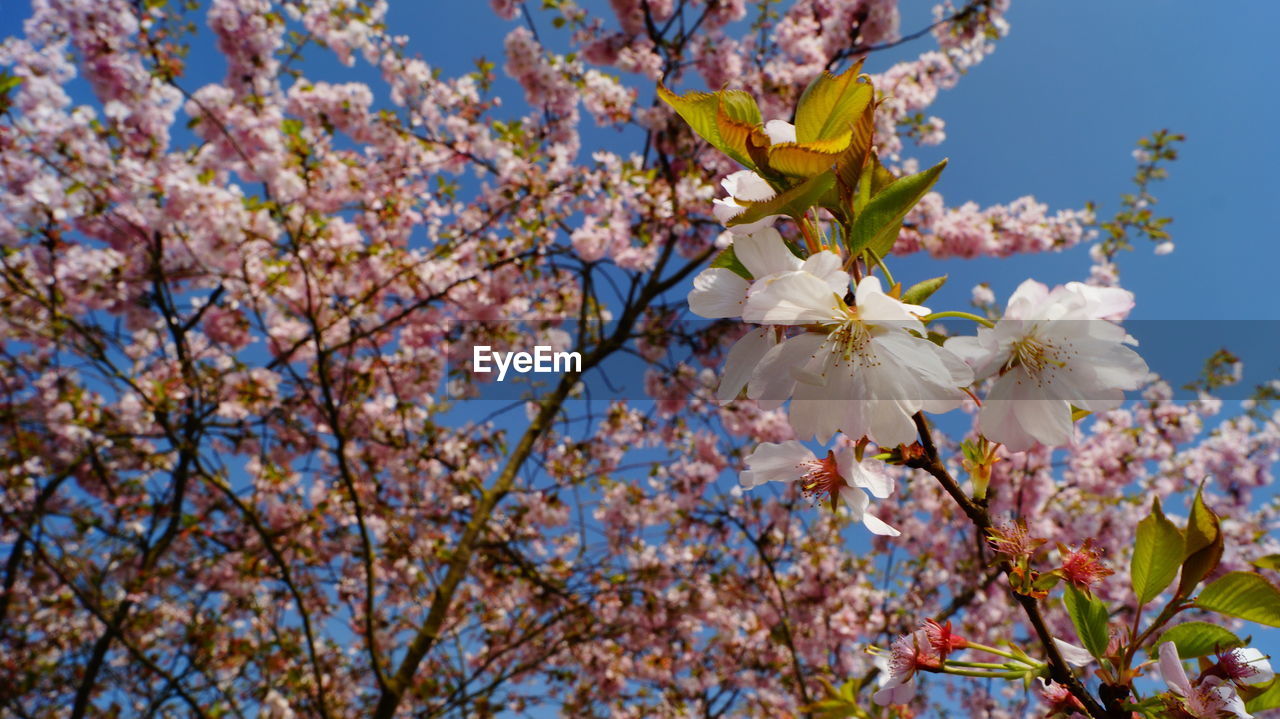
[1157,642,1254,719]
[709,120,796,234]
[1039,678,1087,716]
[1056,539,1115,594]
[711,170,781,235]
[874,628,940,706]
[687,226,842,319]
[739,440,898,535]
[924,619,968,655]
[1210,647,1275,689]
[743,274,973,446]
[946,280,1149,452]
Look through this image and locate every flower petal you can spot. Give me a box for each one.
[717,328,776,403]
[734,226,800,278]
[748,332,826,409]
[1159,642,1193,697]
[861,511,900,536]
[1053,638,1094,667]
[744,270,843,324]
[688,268,748,319]
[740,440,814,489]
[721,170,776,202]
[763,119,796,144]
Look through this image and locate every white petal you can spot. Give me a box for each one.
[1237,647,1274,686]
[1220,686,1254,719]
[861,511,900,536]
[717,328,776,403]
[712,197,746,224]
[838,485,869,517]
[744,271,843,324]
[1062,281,1135,320]
[944,332,1004,380]
[849,457,895,499]
[740,440,814,488]
[1053,638,1094,667]
[748,332,825,409]
[1004,279,1051,320]
[978,374,1073,452]
[799,251,849,295]
[1158,642,1193,697]
[734,227,800,278]
[855,276,928,324]
[867,396,920,448]
[688,268,748,319]
[763,119,796,144]
[721,170,776,202]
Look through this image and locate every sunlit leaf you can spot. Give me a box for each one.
[767,133,852,178]
[1245,678,1280,713]
[1197,571,1280,627]
[901,275,947,305]
[795,60,870,143]
[657,84,761,169]
[709,245,751,280]
[1251,554,1280,571]
[1063,585,1109,658]
[847,159,946,256]
[1131,496,1184,605]
[1154,622,1243,659]
[1178,486,1223,597]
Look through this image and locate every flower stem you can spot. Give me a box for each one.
[937,666,1029,679]
[922,311,996,328]
[964,642,1043,667]
[864,246,895,287]
[947,660,1021,670]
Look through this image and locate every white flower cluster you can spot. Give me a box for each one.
[690,123,1150,534]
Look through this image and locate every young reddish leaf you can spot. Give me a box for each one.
[834,96,876,208]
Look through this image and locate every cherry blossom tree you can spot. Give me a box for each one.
[1,1,1277,718]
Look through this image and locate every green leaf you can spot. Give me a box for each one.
[0,71,22,95]
[846,159,946,257]
[727,171,836,228]
[1154,622,1244,659]
[795,61,872,143]
[901,275,947,306]
[1246,679,1280,713]
[1178,486,1224,596]
[1131,496,1185,605]
[834,93,876,209]
[1196,571,1280,627]
[657,85,761,169]
[1251,554,1280,571]
[708,245,751,280]
[1063,584,1110,658]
